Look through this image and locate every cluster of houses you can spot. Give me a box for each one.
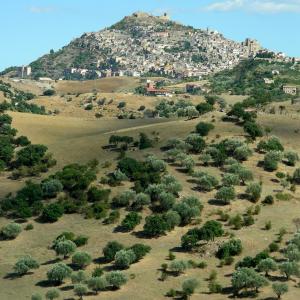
[63,12,262,80]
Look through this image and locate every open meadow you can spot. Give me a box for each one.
[1,105,300,299]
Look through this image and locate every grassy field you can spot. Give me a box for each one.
[54,77,140,94]
[1,106,300,299]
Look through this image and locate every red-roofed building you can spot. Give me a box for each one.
[146,82,170,96]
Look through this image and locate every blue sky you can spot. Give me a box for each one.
[1,0,299,71]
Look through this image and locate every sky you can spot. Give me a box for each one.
[1,0,299,71]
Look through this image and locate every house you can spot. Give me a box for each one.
[283,85,297,96]
[146,82,170,96]
[264,78,274,84]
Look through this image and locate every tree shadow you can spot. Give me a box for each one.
[41,258,61,266]
[208,199,227,206]
[60,285,73,291]
[36,280,58,287]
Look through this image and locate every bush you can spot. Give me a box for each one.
[264,151,282,171]
[129,244,151,261]
[87,186,111,202]
[284,151,299,166]
[185,134,206,153]
[103,241,124,262]
[195,122,214,136]
[47,263,72,284]
[16,144,48,167]
[41,203,64,222]
[246,183,262,202]
[15,135,31,146]
[215,186,236,205]
[132,193,151,210]
[1,222,22,239]
[54,240,77,259]
[105,271,127,289]
[243,121,263,139]
[121,212,142,232]
[31,293,42,300]
[143,215,168,237]
[182,278,199,297]
[263,195,274,205]
[164,210,181,230]
[45,289,60,300]
[74,284,88,298]
[217,239,242,259]
[272,283,288,299]
[293,168,300,184]
[14,255,39,275]
[72,251,92,269]
[112,190,136,208]
[88,276,108,294]
[139,133,153,149]
[74,235,89,247]
[222,173,240,186]
[257,136,284,153]
[41,179,63,198]
[114,249,136,269]
[169,260,189,275]
[71,270,87,284]
[208,280,223,293]
[43,89,55,96]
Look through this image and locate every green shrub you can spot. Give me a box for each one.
[14,255,39,275]
[1,222,22,239]
[195,122,214,136]
[103,241,124,262]
[105,271,127,289]
[121,212,142,231]
[217,239,242,259]
[46,263,72,284]
[41,203,64,223]
[72,251,92,269]
[114,249,136,269]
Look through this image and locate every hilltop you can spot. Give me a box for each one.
[7,12,254,80]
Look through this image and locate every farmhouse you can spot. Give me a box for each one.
[283,85,297,95]
[146,82,170,96]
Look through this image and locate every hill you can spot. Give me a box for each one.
[16,12,250,80]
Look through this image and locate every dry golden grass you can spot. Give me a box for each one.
[54,77,140,94]
[0,109,300,299]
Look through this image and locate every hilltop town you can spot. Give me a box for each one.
[5,12,290,81]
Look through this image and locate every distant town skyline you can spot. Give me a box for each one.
[1,0,299,71]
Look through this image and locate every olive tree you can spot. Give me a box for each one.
[45,289,60,300]
[284,151,299,166]
[258,258,277,276]
[264,151,283,172]
[272,283,288,299]
[88,276,108,294]
[47,263,72,284]
[169,260,189,276]
[231,267,268,295]
[1,222,22,239]
[114,249,136,269]
[14,255,39,276]
[279,261,300,279]
[54,239,77,259]
[105,271,127,289]
[215,186,236,205]
[74,284,88,300]
[72,252,92,269]
[182,278,199,299]
[103,241,124,262]
[246,183,262,202]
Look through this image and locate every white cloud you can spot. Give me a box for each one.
[29,6,56,14]
[204,0,300,13]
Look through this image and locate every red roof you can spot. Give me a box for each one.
[146,87,168,93]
